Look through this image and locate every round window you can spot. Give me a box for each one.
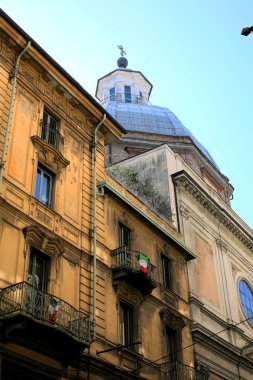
[238,279,253,326]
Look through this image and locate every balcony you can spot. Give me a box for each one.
[0,282,92,358]
[31,121,69,171]
[165,361,209,380]
[40,120,64,150]
[111,246,156,296]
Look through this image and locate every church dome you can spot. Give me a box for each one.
[105,101,219,169]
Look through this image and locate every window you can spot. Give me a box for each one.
[124,85,131,103]
[238,279,253,326]
[110,87,116,101]
[166,327,177,363]
[28,247,50,291]
[166,327,179,379]
[161,254,172,289]
[119,223,131,248]
[120,302,134,346]
[41,110,59,148]
[35,165,54,207]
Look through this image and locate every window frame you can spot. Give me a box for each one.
[166,326,177,363]
[120,301,135,347]
[119,223,131,248]
[110,87,116,101]
[161,254,172,290]
[28,247,50,292]
[35,164,54,208]
[238,278,253,327]
[41,109,59,148]
[124,85,131,103]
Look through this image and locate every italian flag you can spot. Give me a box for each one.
[138,253,149,274]
[48,297,60,325]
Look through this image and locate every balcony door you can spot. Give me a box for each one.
[119,223,130,248]
[28,247,49,292]
[120,302,134,346]
[42,110,58,147]
[166,327,178,379]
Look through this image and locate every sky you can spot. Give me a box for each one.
[1,0,253,228]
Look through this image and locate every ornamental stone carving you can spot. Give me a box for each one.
[31,135,70,171]
[160,307,186,331]
[23,224,64,257]
[215,237,228,253]
[180,205,190,220]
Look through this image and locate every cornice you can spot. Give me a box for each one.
[189,294,244,336]
[172,171,253,252]
[191,325,253,371]
[0,10,126,140]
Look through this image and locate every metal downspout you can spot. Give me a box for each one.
[0,40,31,190]
[92,113,106,340]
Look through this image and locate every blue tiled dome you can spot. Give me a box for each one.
[106,101,218,169]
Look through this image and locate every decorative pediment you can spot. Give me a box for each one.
[23,225,64,256]
[115,281,144,306]
[160,307,186,330]
[31,135,70,171]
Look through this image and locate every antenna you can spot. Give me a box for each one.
[117,45,126,57]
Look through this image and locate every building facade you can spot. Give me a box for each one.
[96,53,253,379]
[0,10,204,380]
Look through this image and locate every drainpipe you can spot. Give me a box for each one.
[0,40,31,190]
[92,113,106,340]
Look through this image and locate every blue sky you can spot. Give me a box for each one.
[1,0,253,228]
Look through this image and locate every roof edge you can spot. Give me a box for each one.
[0,8,126,135]
[98,178,196,261]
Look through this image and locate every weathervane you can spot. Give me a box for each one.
[117,45,126,57]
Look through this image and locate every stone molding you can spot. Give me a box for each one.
[215,237,228,252]
[22,224,64,257]
[159,306,186,330]
[31,135,70,171]
[115,281,144,306]
[180,205,190,220]
[173,171,253,252]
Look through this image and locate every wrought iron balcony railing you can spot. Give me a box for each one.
[0,282,92,345]
[40,121,64,150]
[111,246,157,295]
[111,246,156,280]
[165,361,209,380]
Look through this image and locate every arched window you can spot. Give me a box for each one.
[238,279,253,326]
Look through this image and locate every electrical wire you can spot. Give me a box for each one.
[8,316,251,378]
[41,315,253,376]
[131,315,253,373]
